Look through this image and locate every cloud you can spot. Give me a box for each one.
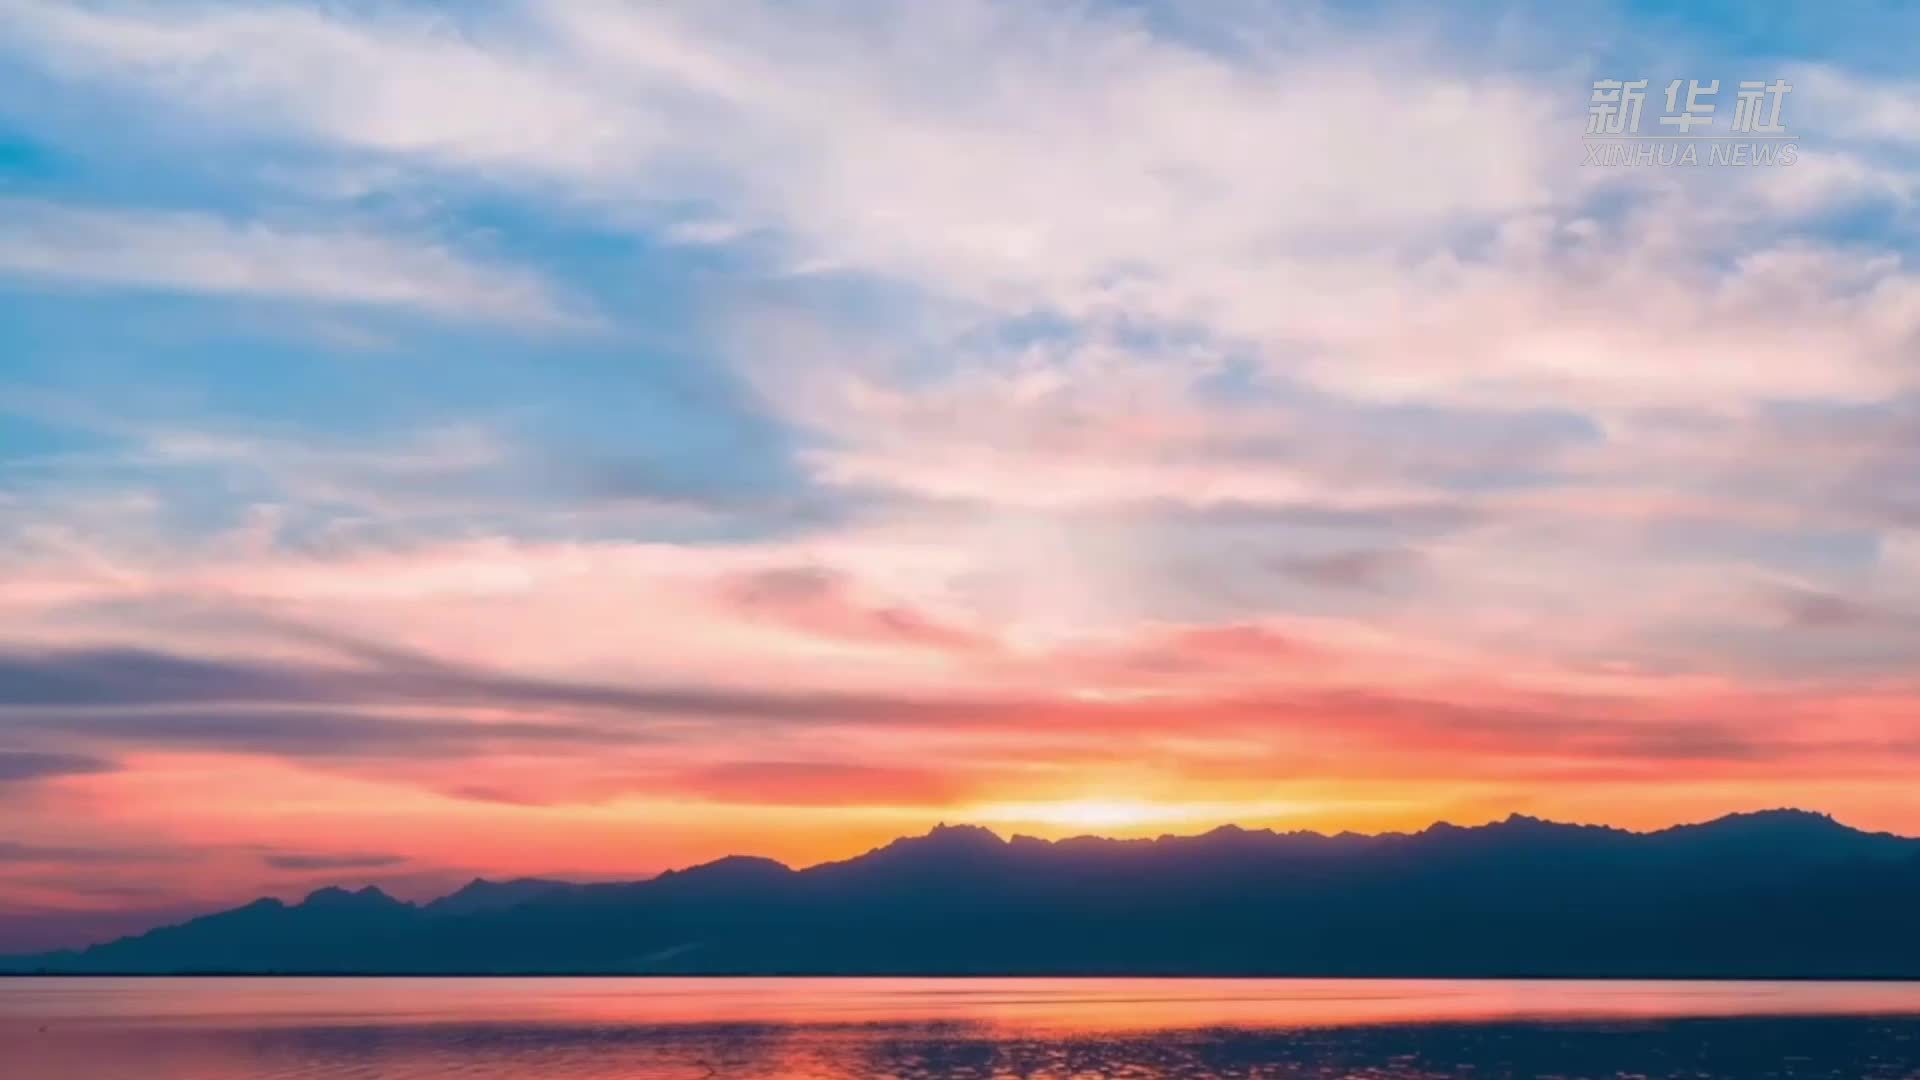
[1,640,1905,779]
[16,1,1920,414]
[0,748,117,783]
[1769,584,1894,630]
[1276,548,1424,592]
[0,0,619,171]
[1791,64,1920,145]
[0,199,577,324]
[0,840,132,863]
[1062,622,1324,684]
[7,707,635,760]
[668,761,972,807]
[719,566,995,654]
[261,851,409,871]
[0,643,870,720]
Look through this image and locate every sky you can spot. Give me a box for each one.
[4,0,1920,950]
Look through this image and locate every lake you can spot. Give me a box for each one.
[5,977,1920,1078]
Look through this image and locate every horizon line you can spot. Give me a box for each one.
[319,804,1888,899]
[9,803,1905,960]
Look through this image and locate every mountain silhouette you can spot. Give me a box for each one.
[8,809,1920,976]
[423,877,571,916]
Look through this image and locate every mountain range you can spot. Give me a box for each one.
[8,808,1920,977]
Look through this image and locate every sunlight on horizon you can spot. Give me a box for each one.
[962,797,1344,835]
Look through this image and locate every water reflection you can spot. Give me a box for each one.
[6,978,1920,1078]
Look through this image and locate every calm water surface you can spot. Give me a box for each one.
[5,977,1920,1078]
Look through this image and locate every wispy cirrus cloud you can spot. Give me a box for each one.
[261,850,408,871]
[12,1,1916,409]
[0,749,117,784]
[0,199,579,324]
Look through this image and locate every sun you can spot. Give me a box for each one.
[1045,799,1162,830]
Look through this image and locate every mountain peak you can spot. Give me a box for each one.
[443,876,541,896]
[1646,807,1917,865]
[425,876,570,916]
[658,855,793,888]
[920,823,1005,848]
[1674,807,1852,838]
[301,885,402,910]
[1719,807,1837,826]
[1491,812,1601,835]
[857,823,1007,864]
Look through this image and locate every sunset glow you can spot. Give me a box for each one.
[5,0,1920,955]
